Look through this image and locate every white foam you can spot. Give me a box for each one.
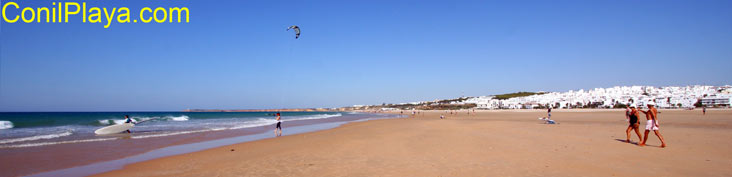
[98,120,111,125]
[287,113,342,121]
[134,117,152,122]
[0,121,13,129]
[131,129,210,139]
[216,113,342,130]
[132,113,341,140]
[0,137,117,148]
[166,115,189,121]
[0,113,398,149]
[0,128,216,148]
[0,131,73,144]
[98,115,190,125]
[98,119,127,125]
[230,118,278,129]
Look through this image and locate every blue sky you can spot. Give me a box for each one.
[1,0,731,111]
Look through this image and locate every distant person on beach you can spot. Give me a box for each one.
[124,115,133,133]
[440,114,444,119]
[625,105,642,143]
[412,110,416,118]
[639,102,667,147]
[547,107,552,119]
[703,107,706,115]
[274,112,282,137]
[625,107,631,120]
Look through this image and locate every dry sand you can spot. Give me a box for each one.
[97,109,732,177]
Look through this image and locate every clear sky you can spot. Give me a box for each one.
[1,0,731,111]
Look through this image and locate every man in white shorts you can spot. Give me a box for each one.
[639,102,667,148]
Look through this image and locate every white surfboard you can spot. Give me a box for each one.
[95,123,134,135]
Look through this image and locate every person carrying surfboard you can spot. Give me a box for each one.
[124,115,134,133]
[274,112,282,137]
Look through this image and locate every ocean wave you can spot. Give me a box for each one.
[0,137,117,148]
[210,127,227,131]
[0,129,213,148]
[96,115,189,125]
[97,119,127,125]
[165,115,189,121]
[0,131,73,144]
[229,118,278,129]
[287,113,342,121]
[0,121,13,129]
[131,129,209,139]
[0,113,344,149]
[134,114,340,138]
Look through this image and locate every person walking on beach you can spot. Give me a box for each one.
[274,112,282,137]
[625,105,642,143]
[703,107,706,115]
[639,102,667,147]
[547,107,552,119]
[124,115,134,133]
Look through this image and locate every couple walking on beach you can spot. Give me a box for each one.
[625,102,667,148]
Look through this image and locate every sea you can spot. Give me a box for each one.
[0,111,395,149]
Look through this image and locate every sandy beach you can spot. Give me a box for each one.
[3,0,730,176]
[0,112,400,177]
[96,109,732,177]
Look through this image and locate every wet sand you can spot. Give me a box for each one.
[97,109,732,177]
[0,114,381,177]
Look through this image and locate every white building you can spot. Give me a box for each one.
[460,85,725,109]
[701,95,732,107]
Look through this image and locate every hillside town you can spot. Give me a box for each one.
[348,85,732,110]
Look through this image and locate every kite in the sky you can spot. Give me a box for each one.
[287,25,300,39]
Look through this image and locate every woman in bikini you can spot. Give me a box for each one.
[625,104,642,143]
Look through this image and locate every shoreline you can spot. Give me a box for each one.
[97,109,732,176]
[1,113,399,177]
[29,121,361,177]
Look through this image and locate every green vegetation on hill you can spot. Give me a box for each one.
[435,97,470,104]
[493,92,544,100]
[371,97,476,110]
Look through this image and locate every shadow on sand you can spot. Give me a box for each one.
[614,138,640,145]
[614,139,662,147]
